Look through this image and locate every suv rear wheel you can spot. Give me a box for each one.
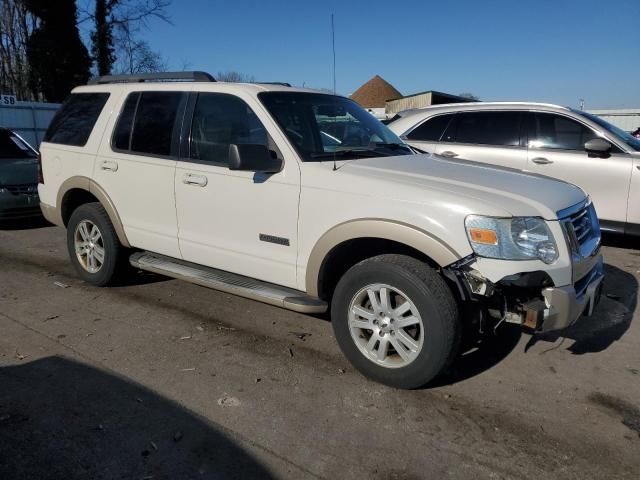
[67,202,128,286]
[331,254,460,389]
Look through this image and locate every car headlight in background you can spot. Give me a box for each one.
[465,215,558,264]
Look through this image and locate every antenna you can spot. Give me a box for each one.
[331,13,337,171]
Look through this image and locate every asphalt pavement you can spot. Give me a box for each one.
[0,222,639,479]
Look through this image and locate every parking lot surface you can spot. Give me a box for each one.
[1,223,639,479]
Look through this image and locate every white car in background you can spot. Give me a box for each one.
[388,102,640,236]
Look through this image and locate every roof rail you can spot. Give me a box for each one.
[88,71,215,85]
[254,82,292,87]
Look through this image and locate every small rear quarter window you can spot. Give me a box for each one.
[44,93,110,147]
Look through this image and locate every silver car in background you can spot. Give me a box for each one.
[388,102,640,235]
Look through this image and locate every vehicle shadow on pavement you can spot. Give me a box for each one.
[0,356,275,480]
[601,232,639,249]
[0,217,52,231]
[528,263,637,355]
[431,326,522,387]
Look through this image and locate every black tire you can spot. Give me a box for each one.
[331,254,460,389]
[66,202,128,286]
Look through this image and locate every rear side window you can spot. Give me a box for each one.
[113,93,139,150]
[113,91,185,157]
[189,93,268,166]
[406,114,453,141]
[528,113,598,150]
[451,111,522,146]
[44,93,110,146]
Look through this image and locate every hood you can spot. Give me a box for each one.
[339,153,586,220]
[0,157,39,186]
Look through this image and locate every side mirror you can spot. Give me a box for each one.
[228,144,283,173]
[584,138,612,158]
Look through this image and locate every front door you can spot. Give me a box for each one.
[432,110,528,170]
[524,112,632,225]
[174,92,300,288]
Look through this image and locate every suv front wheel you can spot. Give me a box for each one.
[66,202,127,286]
[331,254,460,389]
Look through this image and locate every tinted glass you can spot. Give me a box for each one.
[113,93,139,150]
[44,93,109,146]
[130,92,184,156]
[260,92,411,161]
[0,130,37,159]
[453,111,521,146]
[407,114,453,141]
[190,93,268,165]
[529,113,598,150]
[577,110,640,152]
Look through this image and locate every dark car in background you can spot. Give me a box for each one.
[0,128,41,222]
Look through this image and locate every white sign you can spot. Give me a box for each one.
[1,94,17,106]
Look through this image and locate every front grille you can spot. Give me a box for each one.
[1,184,38,195]
[561,202,600,259]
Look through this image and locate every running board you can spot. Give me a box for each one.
[129,252,327,314]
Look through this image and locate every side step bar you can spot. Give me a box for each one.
[129,252,327,314]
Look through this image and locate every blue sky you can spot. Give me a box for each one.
[126,0,639,109]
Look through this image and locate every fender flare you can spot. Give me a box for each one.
[55,176,131,247]
[305,218,461,297]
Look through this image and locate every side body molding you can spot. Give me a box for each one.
[52,176,131,247]
[304,219,461,297]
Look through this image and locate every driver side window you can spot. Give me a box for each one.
[189,93,268,166]
[528,113,598,151]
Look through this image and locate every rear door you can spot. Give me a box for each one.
[433,111,528,169]
[524,111,632,224]
[94,90,188,257]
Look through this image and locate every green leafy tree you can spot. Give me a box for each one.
[26,0,91,102]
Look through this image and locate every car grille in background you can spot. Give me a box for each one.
[1,184,38,195]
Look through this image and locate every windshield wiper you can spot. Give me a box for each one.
[373,142,411,151]
[310,148,390,159]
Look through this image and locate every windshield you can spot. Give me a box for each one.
[0,130,37,159]
[259,92,412,161]
[575,110,640,152]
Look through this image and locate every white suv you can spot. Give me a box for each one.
[38,72,603,389]
[388,102,640,235]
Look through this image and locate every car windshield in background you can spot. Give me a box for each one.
[576,110,640,152]
[259,92,412,161]
[0,130,37,159]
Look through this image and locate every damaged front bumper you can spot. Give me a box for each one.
[443,253,604,333]
[539,258,604,331]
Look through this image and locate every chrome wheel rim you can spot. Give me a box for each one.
[74,220,105,274]
[348,283,424,368]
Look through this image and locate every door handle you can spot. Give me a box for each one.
[440,151,458,158]
[182,173,208,187]
[531,157,553,165]
[636,165,640,171]
[100,160,118,172]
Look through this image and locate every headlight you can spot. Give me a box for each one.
[465,215,558,264]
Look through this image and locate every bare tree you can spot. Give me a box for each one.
[216,71,255,83]
[114,23,167,74]
[79,0,171,75]
[0,0,38,100]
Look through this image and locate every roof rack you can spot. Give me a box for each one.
[88,71,215,85]
[254,82,292,87]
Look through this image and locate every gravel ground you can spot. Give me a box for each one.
[0,222,639,479]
